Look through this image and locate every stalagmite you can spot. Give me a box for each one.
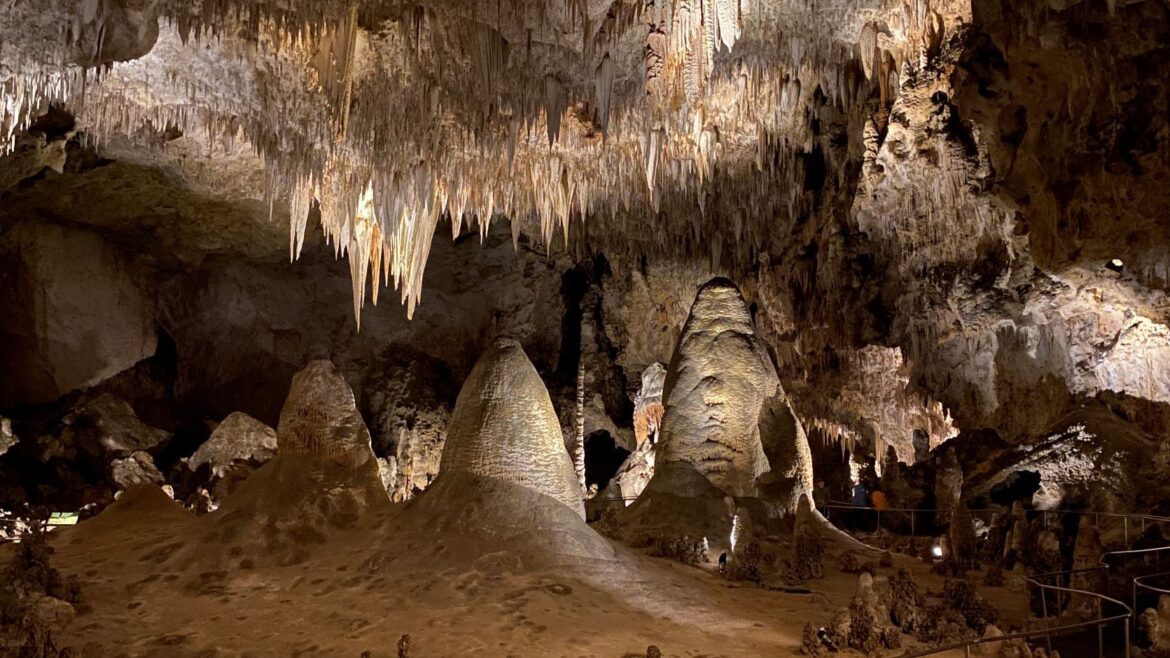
[574,346,588,494]
[649,278,813,505]
[439,339,585,519]
[277,360,376,469]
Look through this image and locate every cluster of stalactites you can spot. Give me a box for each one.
[1,0,894,325]
[799,345,957,465]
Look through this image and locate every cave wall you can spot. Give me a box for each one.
[0,221,157,407]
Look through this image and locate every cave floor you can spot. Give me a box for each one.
[11,494,1026,658]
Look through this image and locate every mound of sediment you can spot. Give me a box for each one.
[163,361,389,569]
[189,453,388,568]
[395,472,616,566]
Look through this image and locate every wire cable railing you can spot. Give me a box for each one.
[585,494,1170,546]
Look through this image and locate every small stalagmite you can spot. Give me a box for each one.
[440,338,585,519]
[278,359,376,469]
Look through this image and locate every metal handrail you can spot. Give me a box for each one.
[1132,572,1170,595]
[898,566,1132,658]
[900,612,1131,658]
[899,546,1170,658]
[815,502,1170,544]
[588,496,1170,528]
[1132,571,1170,622]
[819,501,1170,524]
[1103,545,1170,565]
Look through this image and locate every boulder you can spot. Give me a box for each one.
[111,450,164,490]
[188,412,278,478]
[0,417,15,457]
[55,394,170,458]
[0,222,156,407]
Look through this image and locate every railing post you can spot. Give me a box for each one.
[1090,597,1099,650]
[1125,516,1130,546]
[1024,581,1031,633]
[1125,614,1131,658]
[1041,586,1054,654]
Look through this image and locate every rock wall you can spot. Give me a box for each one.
[0,222,156,407]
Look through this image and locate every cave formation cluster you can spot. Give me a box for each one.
[1,0,1170,655]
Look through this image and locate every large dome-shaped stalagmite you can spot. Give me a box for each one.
[653,277,814,505]
[439,338,585,519]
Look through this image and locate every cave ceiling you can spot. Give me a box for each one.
[3,0,1170,459]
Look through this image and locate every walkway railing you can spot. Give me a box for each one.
[897,546,1170,658]
[818,502,1170,545]
[1132,571,1170,625]
[586,495,1170,546]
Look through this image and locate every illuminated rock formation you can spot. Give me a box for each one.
[633,363,667,447]
[188,412,278,479]
[440,338,585,519]
[653,278,813,504]
[277,360,376,469]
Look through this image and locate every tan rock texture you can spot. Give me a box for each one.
[277,360,375,469]
[188,412,277,478]
[440,338,584,519]
[656,278,813,503]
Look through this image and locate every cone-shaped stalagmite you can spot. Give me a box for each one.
[278,360,377,469]
[654,277,814,505]
[441,338,585,519]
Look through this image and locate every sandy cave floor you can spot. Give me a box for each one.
[3,487,1027,658]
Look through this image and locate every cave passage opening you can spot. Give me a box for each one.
[584,430,629,491]
[989,470,1042,507]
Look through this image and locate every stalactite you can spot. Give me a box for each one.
[595,53,615,136]
[543,75,564,147]
[0,0,885,325]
